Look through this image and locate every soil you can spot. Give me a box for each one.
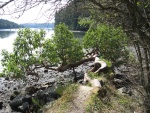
[70,85,93,113]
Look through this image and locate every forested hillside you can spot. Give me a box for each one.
[55,1,90,31]
[0,19,22,29]
[21,23,54,28]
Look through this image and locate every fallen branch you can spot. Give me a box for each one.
[90,57,107,73]
[44,57,95,72]
[83,57,107,87]
[84,72,102,88]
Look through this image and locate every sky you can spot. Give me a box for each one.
[0,1,62,24]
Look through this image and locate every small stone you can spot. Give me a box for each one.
[4,84,7,87]
[22,95,32,104]
[10,95,16,101]
[13,87,17,90]
[13,90,20,95]
[0,102,3,109]
[44,69,48,73]
[10,95,23,111]
[18,102,29,113]
[8,100,11,103]
[5,77,10,81]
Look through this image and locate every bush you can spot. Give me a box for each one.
[83,24,129,66]
[1,29,45,78]
[53,23,83,65]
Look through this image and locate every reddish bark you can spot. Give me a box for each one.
[46,57,95,72]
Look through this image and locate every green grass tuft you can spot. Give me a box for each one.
[86,84,134,113]
[100,58,112,68]
[44,83,79,113]
[32,97,43,108]
[88,72,99,79]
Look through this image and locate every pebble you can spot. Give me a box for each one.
[5,77,9,81]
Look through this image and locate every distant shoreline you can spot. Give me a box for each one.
[71,30,85,33]
[0,28,54,31]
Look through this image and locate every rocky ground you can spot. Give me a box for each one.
[0,60,139,113]
[0,62,91,113]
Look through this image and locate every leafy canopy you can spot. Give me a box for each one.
[0,23,129,78]
[53,23,83,65]
[83,24,129,66]
[1,24,83,77]
[41,23,83,66]
[1,29,45,77]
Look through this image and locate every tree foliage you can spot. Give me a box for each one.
[1,29,45,77]
[53,23,83,65]
[1,23,83,77]
[55,1,90,31]
[83,24,129,66]
[42,23,84,67]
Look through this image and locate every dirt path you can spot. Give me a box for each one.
[68,85,93,113]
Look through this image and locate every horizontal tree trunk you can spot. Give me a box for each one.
[45,57,95,72]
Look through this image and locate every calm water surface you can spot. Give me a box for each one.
[0,29,85,72]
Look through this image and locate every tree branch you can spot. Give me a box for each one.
[0,0,14,9]
[43,57,95,72]
[89,0,127,15]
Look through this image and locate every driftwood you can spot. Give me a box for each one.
[90,57,107,73]
[84,72,102,88]
[83,57,107,88]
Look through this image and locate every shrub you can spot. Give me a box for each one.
[83,24,129,66]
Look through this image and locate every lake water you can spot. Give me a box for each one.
[0,28,85,72]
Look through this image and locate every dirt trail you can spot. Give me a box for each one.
[68,85,93,113]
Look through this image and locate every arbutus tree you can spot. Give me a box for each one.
[1,24,92,81]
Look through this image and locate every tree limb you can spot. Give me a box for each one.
[51,57,95,72]
[0,0,14,9]
[89,0,127,15]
